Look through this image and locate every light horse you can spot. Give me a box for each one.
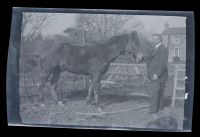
[38,31,144,107]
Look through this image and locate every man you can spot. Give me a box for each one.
[146,34,169,114]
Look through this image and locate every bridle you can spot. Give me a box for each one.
[128,31,137,59]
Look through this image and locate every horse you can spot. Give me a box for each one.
[131,32,154,63]
[38,31,142,107]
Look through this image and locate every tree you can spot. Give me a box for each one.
[64,14,144,45]
[64,27,84,45]
[21,13,54,43]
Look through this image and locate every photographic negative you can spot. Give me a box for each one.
[6,8,195,131]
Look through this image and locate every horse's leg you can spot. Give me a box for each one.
[50,83,59,104]
[50,70,64,105]
[86,77,93,104]
[56,82,65,106]
[93,74,101,106]
[56,75,63,103]
[50,83,64,107]
[39,82,45,103]
[93,75,103,111]
[39,73,50,106]
[84,75,88,91]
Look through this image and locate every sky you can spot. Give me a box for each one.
[41,13,77,36]
[33,13,186,36]
[137,15,186,33]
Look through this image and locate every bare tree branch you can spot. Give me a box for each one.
[64,14,144,45]
[22,13,54,43]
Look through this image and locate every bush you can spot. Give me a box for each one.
[173,56,181,63]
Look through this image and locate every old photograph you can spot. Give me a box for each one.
[6,8,194,131]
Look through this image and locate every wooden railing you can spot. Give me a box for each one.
[19,61,186,105]
[171,64,186,107]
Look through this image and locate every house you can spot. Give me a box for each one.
[161,22,186,63]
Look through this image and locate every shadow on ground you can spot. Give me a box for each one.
[64,89,172,108]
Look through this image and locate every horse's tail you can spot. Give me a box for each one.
[39,72,52,89]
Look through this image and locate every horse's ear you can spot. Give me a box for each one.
[130,31,139,40]
[131,31,137,35]
[133,31,138,35]
[130,31,138,38]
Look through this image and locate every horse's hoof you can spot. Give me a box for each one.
[58,101,65,107]
[40,103,46,108]
[86,100,91,105]
[97,106,103,112]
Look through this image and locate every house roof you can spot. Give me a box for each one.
[162,27,186,35]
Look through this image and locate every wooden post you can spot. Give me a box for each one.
[83,75,88,91]
[143,65,147,85]
[125,65,128,81]
[72,76,75,91]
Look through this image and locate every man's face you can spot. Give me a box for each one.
[152,35,161,46]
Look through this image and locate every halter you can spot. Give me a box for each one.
[128,31,134,58]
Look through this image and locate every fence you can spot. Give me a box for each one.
[19,55,186,106]
[101,63,147,87]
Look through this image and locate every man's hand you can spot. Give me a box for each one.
[153,74,158,80]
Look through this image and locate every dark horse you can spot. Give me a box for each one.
[38,31,142,107]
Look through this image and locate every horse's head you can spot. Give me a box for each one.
[125,31,139,56]
[128,31,153,63]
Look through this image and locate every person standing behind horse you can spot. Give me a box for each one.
[146,34,169,114]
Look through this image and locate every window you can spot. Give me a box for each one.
[173,47,180,57]
[171,35,180,44]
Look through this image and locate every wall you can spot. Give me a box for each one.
[162,35,186,62]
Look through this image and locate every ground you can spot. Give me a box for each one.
[19,63,185,130]
[20,89,184,130]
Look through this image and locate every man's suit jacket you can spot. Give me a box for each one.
[146,44,169,83]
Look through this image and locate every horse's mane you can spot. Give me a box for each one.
[60,33,129,50]
[104,33,129,45]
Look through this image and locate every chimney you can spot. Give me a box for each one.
[164,22,169,31]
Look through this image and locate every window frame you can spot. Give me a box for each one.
[171,35,180,44]
[173,47,180,57]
